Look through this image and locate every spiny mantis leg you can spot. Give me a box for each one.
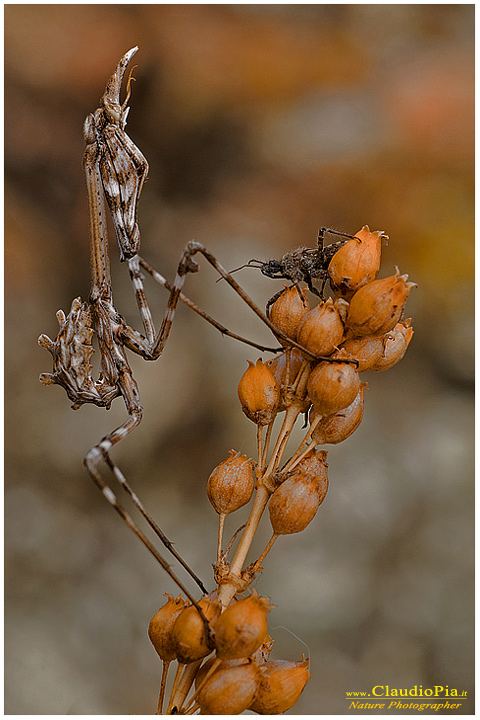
[101,445,208,595]
[144,241,356,364]
[84,382,209,602]
[129,254,283,354]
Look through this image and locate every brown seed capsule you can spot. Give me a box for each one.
[195,656,245,689]
[268,472,323,535]
[238,359,280,426]
[296,298,345,358]
[310,383,367,445]
[249,657,311,714]
[340,334,384,372]
[268,348,305,388]
[328,225,386,299]
[214,591,272,660]
[207,450,255,516]
[172,596,221,664]
[307,352,361,416]
[148,594,189,662]
[268,286,310,343]
[296,449,329,502]
[347,268,416,337]
[196,634,274,689]
[268,349,309,412]
[371,321,414,371]
[197,661,260,715]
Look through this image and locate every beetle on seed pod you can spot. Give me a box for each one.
[249,657,311,714]
[309,383,367,445]
[268,286,310,344]
[196,661,261,714]
[207,450,255,517]
[238,359,280,426]
[296,297,346,358]
[328,225,386,300]
[214,590,273,660]
[148,593,189,663]
[172,595,221,665]
[307,349,361,417]
[346,268,416,337]
[268,470,325,536]
[370,320,414,371]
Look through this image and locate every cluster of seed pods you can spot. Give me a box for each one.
[149,226,415,714]
[149,589,310,714]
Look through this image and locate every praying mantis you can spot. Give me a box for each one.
[38,47,350,609]
[35,47,310,604]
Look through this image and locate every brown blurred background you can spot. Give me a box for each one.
[5,5,474,715]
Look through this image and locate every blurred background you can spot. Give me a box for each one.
[5,4,474,715]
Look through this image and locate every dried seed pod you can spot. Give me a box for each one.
[214,590,272,660]
[148,593,189,662]
[172,596,221,664]
[328,225,386,299]
[268,472,323,535]
[340,334,384,372]
[310,383,367,445]
[196,634,274,689]
[296,449,329,502]
[238,359,280,426]
[268,286,310,343]
[268,349,309,412]
[296,298,345,357]
[195,656,244,689]
[371,320,414,371]
[197,661,260,714]
[249,657,311,714]
[307,352,361,416]
[346,268,416,337]
[207,450,255,516]
[268,348,305,388]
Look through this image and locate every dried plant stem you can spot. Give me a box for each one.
[284,348,292,384]
[227,484,271,580]
[251,532,279,573]
[265,404,302,474]
[169,660,203,713]
[265,361,313,473]
[156,661,170,715]
[217,514,226,563]
[257,424,263,466]
[225,523,246,558]
[166,663,184,714]
[261,420,275,467]
[292,360,311,392]
[266,410,297,471]
[283,439,317,473]
[181,658,222,712]
[216,365,313,606]
[185,703,200,714]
